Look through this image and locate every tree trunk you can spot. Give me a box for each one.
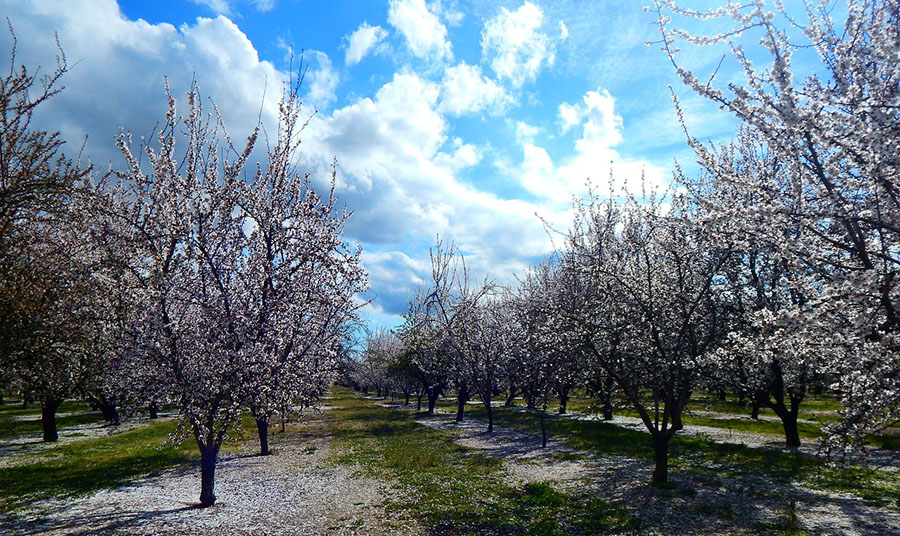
[455,385,469,422]
[717,388,727,401]
[99,401,120,425]
[41,397,63,442]
[427,391,439,414]
[770,401,802,449]
[670,410,683,431]
[405,392,411,405]
[416,393,423,411]
[484,397,494,433]
[558,391,569,414]
[601,398,614,420]
[148,401,159,419]
[199,444,219,507]
[23,391,33,408]
[0,391,4,404]
[538,411,547,448]
[256,415,271,455]
[504,388,518,407]
[782,413,801,449]
[750,400,760,420]
[652,435,669,483]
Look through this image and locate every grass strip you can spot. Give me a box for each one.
[326,388,640,535]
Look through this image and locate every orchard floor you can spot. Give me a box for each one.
[1,391,898,535]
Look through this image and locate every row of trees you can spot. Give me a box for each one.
[0,33,366,507]
[347,0,900,484]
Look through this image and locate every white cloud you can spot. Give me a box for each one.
[559,21,569,40]
[558,102,580,133]
[344,22,387,66]
[438,63,509,116]
[0,0,562,319]
[304,50,339,109]
[1,0,284,168]
[515,121,540,144]
[481,1,555,87]
[388,0,452,61]
[516,88,665,204]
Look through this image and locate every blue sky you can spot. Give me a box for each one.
[2,0,746,330]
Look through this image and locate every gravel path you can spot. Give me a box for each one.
[2,413,419,536]
[392,403,900,536]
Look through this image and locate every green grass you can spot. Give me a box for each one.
[450,403,900,509]
[0,409,106,441]
[326,388,639,535]
[0,419,197,512]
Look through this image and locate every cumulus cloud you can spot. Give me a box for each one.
[437,63,509,116]
[297,72,555,313]
[344,22,387,66]
[517,89,665,204]
[304,50,339,109]
[388,0,452,61]
[0,0,562,322]
[558,102,581,133]
[1,0,285,168]
[481,1,555,87]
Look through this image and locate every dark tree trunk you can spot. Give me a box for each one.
[0,391,4,404]
[41,397,63,442]
[484,397,494,433]
[416,392,423,411]
[148,401,159,419]
[256,416,271,455]
[601,398,614,420]
[737,392,746,408]
[783,413,801,449]
[751,399,761,420]
[767,359,804,449]
[455,385,469,422]
[504,388,518,407]
[670,412,683,431]
[770,400,802,449]
[427,391,439,414]
[717,388,727,401]
[652,435,669,483]
[23,391,33,408]
[538,411,547,448]
[404,392,411,405]
[99,402,120,425]
[199,444,219,507]
[558,391,569,415]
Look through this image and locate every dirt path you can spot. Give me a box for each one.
[398,403,900,536]
[1,412,417,536]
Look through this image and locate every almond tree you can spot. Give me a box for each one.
[237,78,366,455]
[654,0,900,454]
[0,28,94,441]
[565,190,726,483]
[514,261,583,447]
[105,78,364,506]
